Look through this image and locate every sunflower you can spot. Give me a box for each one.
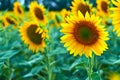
[30,1,46,24]
[48,11,56,26]
[2,15,17,27]
[109,73,120,80]
[19,22,47,52]
[111,0,120,36]
[60,11,109,57]
[96,0,110,16]
[13,2,24,18]
[70,0,92,16]
[60,9,70,22]
[48,11,62,27]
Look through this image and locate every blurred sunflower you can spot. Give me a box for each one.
[48,11,56,26]
[60,9,70,22]
[70,0,92,16]
[48,11,55,20]
[48,11,62,27]
[60,11,109,57]
[2,15,17,27]
[13,2,24,18]
[30,1,46,24]
[96,0,110,16]
[109,73,120,80]
[19,22,48,52]
[111,0,120,36]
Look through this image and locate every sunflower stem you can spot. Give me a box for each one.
[45,48,52,80]
[47,56,52,80]
[88,55,94,80]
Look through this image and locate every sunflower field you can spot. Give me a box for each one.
[0,0,120,80]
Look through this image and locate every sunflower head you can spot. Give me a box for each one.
[70,0,92,16]
[2,15,18,27]
[111,0,120,36]
[30,1,47,24]
[60,11,109,57]
[19,22,48,52]
[96,0,110,16]
[13,2,24,17]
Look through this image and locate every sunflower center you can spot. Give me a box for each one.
[34,7,44,20]
[77,3,90,16]
[74,22,99,45]
[6,17,16,25]
[17,6,22,14]
[79,27,92,41]
[101,1,108,13]
[27,25,42,45]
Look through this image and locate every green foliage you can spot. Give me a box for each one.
[0,1,120,80]
[0,23,120,80]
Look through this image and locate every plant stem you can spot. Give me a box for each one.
[88,55,94,80]
[47,56,52,80]
[45,49,52,80]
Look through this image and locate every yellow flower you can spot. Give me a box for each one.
[13,2,24,18]
[96,0,110,16]
[48,11,55,20]
[109,73,120,80]
[111,0,120,36]
[60,8,70,22]
[48,11,62,27]
[19,22,47,52]
[30,1,46,24]
[2,15,18,28]
[60,11,109,57]
[70,0,92,16]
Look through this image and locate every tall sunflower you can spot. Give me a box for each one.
[60,11,109,57]
[19,22,47,52]
[30,1,46,24]
[96,0,110,16]
[13,2,24,18]
[70,0,92,16]
[111,0,120,36]
[2,15,17,27]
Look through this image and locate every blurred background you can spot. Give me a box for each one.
[0,0,97,11]
[0,0,72,11]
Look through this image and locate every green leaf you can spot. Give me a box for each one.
[111,59,120,65]
[18,55,44,66]
[23,66,44,78]
[91,72,100,80]
[69,58,85,70]
[0,50,20,58]
[49,47,67,57]
[0,50,20,59]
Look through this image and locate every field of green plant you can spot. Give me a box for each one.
[0,0,120,80]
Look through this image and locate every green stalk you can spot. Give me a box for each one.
[47,56,52,80]
[45,47,52,80]
[88,55,94,80]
